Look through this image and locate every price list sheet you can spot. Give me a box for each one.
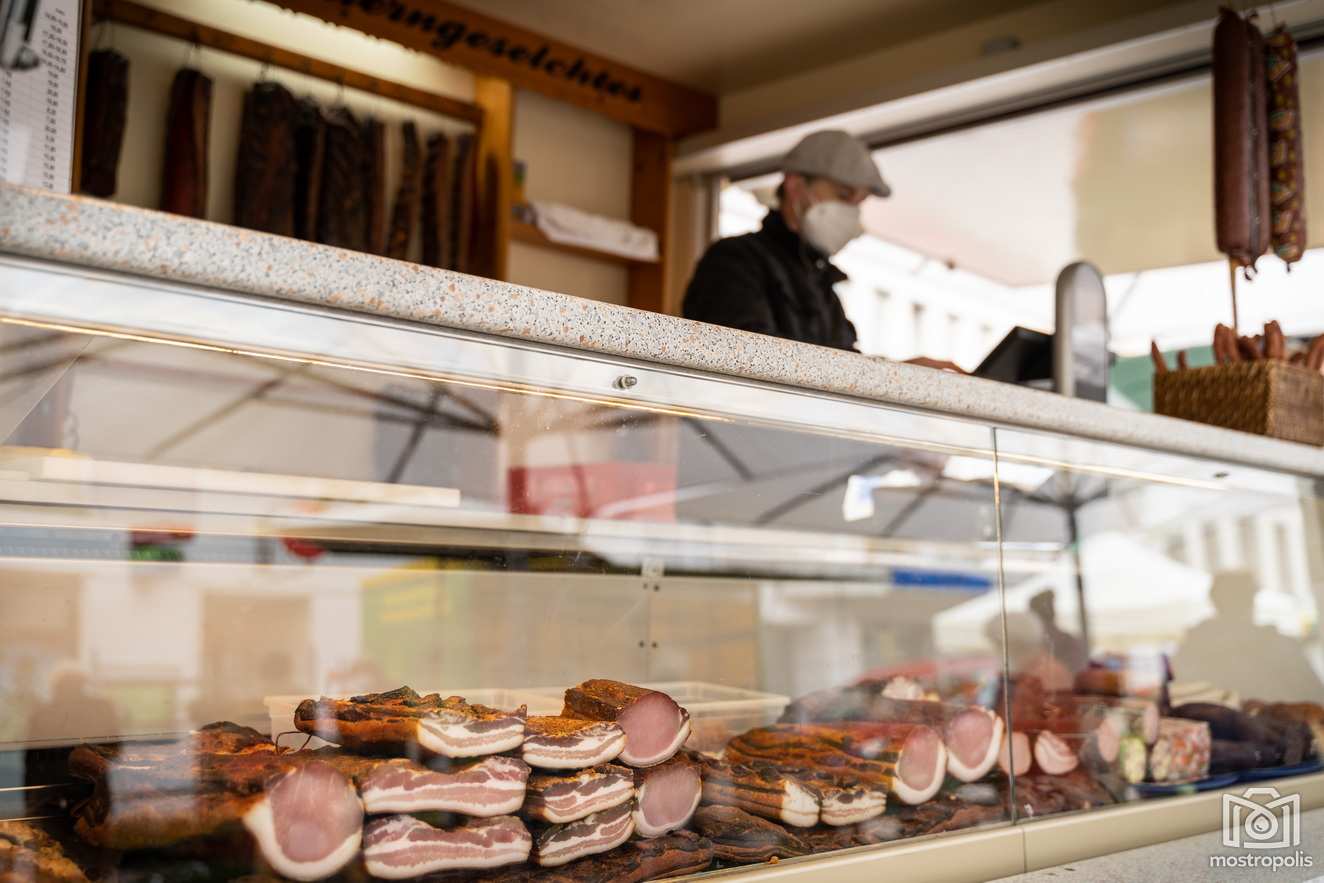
[0,0,79,192]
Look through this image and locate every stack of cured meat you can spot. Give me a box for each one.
[65,681,712,882]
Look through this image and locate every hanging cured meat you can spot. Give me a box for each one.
[1265,27,1307,267]
[530,801,635,867]
[361,814,531,879]
[362,116,386,254]
[1212,8,1271,273]
[449,132,477,272]
[294,686,527,759]
[523,764,635,825]
[420,132,452,268]
[689,805,808,863]
[385,121,421,260]
[521,715,625,769]
[316,107,367,251]
[233,81,297,237]
[78,49,128,198]
[631,753,701,838]
[292,98,325,242]
[562,680,691,768]
[160,68,212,218]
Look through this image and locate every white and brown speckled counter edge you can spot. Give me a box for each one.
[3,183,1323,478]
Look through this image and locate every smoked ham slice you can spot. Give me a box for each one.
[689,805,808,863]
[523,764,634,825]
[727,724,946,805]
[695,755,820,828]
[562,680,690,768]
[1031,732,1078,775]
[294,687,526,759]
[998,731,1031,776]
[362,815,530,879]
[359,755,530,817]
[242,761,363,881]
[522,716,625,769]
[631,754,701,838]
[531,801,634,867]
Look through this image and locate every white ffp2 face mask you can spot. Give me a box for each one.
[801,199,863,256]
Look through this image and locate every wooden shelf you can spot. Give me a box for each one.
[509,219,656,266]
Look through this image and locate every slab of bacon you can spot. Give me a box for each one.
[727,723,946,805]
[530,802,634,867]
[522,716,625,769]
[294,686,527,759]
[781,688,1000,783]
[689,805,807,863]
[523,764,635,825]
[361,815,531,879]
[791,769,888,825]
[359,755,530,817]
[631,754,701,838]
[562,680,690,768]
[693,753,820,828]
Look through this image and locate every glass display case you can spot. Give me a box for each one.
[1,252,1322,881]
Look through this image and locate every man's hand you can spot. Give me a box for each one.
[904,356,967,373]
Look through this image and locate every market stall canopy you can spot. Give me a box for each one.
[861,51,1324,286]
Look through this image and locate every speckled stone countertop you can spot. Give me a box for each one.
[3,183,1323,478]
[993,807,1324,882]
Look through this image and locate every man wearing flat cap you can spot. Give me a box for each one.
[683,130,885,352]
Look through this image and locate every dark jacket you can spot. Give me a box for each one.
[682,210,858,351]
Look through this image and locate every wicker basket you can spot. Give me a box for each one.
[1153,361,1324,446]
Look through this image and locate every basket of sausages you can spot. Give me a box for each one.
[1152,321,1324,446]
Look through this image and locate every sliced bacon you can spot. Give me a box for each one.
[998,731,1031,777]
[531,801,634,867]
[1031,732,1078,775]
[294,687,527,759]
[695,755,820,828]
[632,754,701,838]
[791,770,887,825]
[242,761,363,881]
[523,764,634,825]
[362,815,530,879]
[563,680,690,768]
[359,755,529,817]
[522,716,625,769]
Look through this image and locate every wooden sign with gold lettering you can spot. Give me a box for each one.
[269,0,717,138]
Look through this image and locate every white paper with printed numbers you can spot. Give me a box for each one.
[0,0,79,193]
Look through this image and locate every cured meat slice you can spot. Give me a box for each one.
[362,117,387,254]
[496,830,713,883]
[362,815,530,879]
[689,805,806,863]
[1031,732,1078,775]
[531,802,634,868]
[420,133,452,268]
[0,821,90,883]
[292,99,324,242]
[1118,734,1147,784]
[233,81,297,237]
[781,690,1000,782]
[160,68,211,218]
[563,680,690,768]
[242,761,363,881]
[791,770,887,825]
[631,754,700,838]
[360,755,530,817]
[385,121,421,260]
[695,755,819,828]
[1148,718,1211,783]
[317,107,367,251]
[726,724,946,805]
[78,50,128,198]
[522,716,625,769]
[294,686,527,759]
[998,731,1031,777]
[523,764,634,825]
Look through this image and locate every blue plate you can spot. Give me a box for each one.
[1239,759,1324,782]
[1130,772,1240,798]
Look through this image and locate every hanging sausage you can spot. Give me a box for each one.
[292,98,325,242]
[384,121,421,260]
[421,132,452,268]
[1212,8,1270,276]
[1265,26,1306,269]
[160,68,212,218]
[78,49,128,198]
[448,133,477,273]
[232,81,297,237]
[316,106,367,252]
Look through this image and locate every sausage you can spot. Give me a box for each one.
[1215,324,1241,363]
[1213,9,1271,273]
[1266,27,1307,269]
[1264,321,1285,361]
[1307,335,1324,372]
[160,68,212,218]
[1150,341,1168,374]
[1177,351,1189,371]
[1237,336,1261,362]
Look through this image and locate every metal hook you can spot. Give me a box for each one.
[258,53,273,83]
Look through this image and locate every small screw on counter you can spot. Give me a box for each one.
[614,375,639,390]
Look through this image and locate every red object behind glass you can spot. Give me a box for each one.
[508,462,676,522]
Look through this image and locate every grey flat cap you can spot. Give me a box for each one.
[782,130,890,197]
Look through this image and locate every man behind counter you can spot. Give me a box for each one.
[683,130,958,370]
